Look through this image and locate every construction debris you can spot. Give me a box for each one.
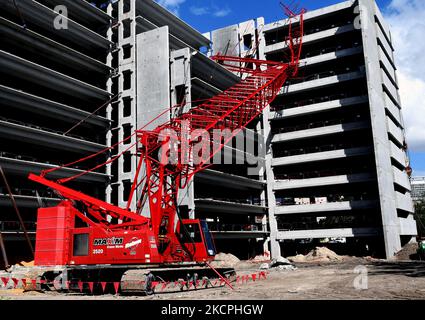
[287,247,345,263]
[270,256,292,267]
[395,242,419,261]
[210,253,241,268]
[259,263,270,270]
[259,256,296,271]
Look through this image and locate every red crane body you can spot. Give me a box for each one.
[28,9,305,269]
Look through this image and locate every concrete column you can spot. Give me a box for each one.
[359,0,403,257]
[135,26,171,217]
[105,1,114,205]
[170,48,195,218]
[117,0,137,210]
[262,106,281,258]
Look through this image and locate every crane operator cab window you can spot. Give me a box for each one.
[179,221,216,256]
[180,223,202,243]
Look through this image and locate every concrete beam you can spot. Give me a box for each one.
[275,200,379,215]
[0,50,111,101]
[195,169,265,190]
[0,85,109,128]
[263,0,355,32]
[0,156,108,183]
[0,194,59,208]
[1,232,36,241]
[384,92,402,125]
[195,199,267,215]
[299,46,364,68]
[392,167,411,192]
[382,71,400,105]
[271,96,369,120]
[398,216,418,236]
[218,143,260,165]
[395,192,414,213]
[0,120,106,154]
[272,147,373,167]
[39,0,112,27]
[191,77,222,97]
[276,227,381,240]
[378,46,396,84]
[386,117,404,146]
[2,0,112,50]
[272,121,371,144]
[211,231,269,239]
[265,24,356,54]
[0,17,112,74]
[376,26,395,65]
[273,173,376,191]
[135,16,195,51]
[374,1,392,45]
[191,53,240,91]
[389,141,406,168]
[279,71,366,95]
[135,0,210,49]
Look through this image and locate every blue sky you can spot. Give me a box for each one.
[171,0,390,33]
[158,0,425,176]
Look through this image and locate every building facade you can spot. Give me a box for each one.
[0,0,113,263]
[206,0,417,258]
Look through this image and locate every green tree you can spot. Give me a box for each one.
[415,197,425,237]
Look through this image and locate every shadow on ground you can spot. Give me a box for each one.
[368,261,425,278]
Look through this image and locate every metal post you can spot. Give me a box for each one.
[0,166,34,255]
[0,231,9,269]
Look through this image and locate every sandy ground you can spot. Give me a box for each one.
[1,259,425,300]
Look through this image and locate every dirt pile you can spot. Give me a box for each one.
[288,247,345,263]
[210,253,240,267]
[395,243,418,260]
[18,261,34,267]
[251,254,271,262]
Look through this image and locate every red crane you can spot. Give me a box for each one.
[27,8,305,294]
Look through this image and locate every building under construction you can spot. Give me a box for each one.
[0,0,416,265]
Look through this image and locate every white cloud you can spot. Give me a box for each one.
[189,4,231,18]
[190,6,209,16]
[213,7,231,17]
[383,0,425,152]
[156,0,186,16]
[396,73,425,151]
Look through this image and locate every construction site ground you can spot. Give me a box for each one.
[1,258,425,300]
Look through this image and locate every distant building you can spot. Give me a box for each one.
[411,177,425,203]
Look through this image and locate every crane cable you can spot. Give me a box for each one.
[64,92,121,135]
[12,0,26,29]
